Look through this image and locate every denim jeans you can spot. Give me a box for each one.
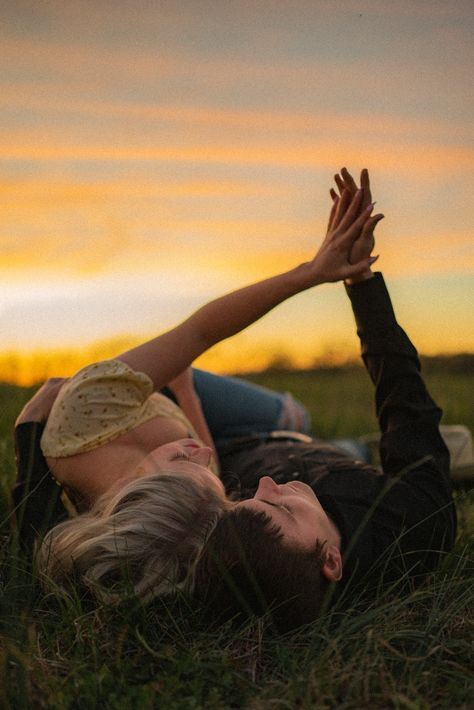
[191,368,310,443]
[190,369,371,463]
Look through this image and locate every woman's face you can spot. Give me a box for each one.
[134,439,225,498]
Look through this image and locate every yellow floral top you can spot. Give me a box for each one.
[41,359,200,458]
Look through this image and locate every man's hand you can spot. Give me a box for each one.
[328,168,384,284]
[304,186,379,285]
[15,377,67,426]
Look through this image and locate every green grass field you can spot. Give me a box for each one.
[1,364,473,709]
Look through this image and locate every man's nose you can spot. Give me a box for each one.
[257,475,279,495]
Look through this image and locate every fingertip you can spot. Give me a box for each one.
[366,213,384,224]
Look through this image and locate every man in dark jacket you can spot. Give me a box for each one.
[192,271,457,631]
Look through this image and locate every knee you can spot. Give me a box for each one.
[277,394,311,433]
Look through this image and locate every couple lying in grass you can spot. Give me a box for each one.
[13,168,456,632]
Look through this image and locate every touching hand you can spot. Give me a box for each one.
[329,168,384,282]
[304,186,379,286]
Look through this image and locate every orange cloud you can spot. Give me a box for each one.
[1,193,471,279]
[1,140,472,176]
[371,232,474,278]
[1,85,468,144]
[1,27,468,112]
[0,177,274,204]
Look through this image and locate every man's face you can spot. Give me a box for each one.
[234,476,340,552]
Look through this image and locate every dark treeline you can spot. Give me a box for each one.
[258,352,474,376]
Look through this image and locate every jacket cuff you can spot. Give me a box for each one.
[345,272,417,358]
[344,272,396,326]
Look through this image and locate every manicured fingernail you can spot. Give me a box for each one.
[369,255,379,264]
[365,202,375,212]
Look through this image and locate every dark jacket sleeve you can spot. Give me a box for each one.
[12,422,67,552]
[345,273,456,556]
[345,273,450,478]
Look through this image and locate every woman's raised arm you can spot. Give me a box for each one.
[118,179,382,390]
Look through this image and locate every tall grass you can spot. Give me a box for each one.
[1,367,473,709]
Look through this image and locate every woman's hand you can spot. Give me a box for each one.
[329,168,384,283]
[15,377,67,426]
[302,185,380,286]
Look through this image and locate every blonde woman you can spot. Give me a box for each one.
[13,171,380,603]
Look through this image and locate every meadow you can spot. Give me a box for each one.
[0,362,473,709]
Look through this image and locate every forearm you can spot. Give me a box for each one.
[345,273,418,369]
[189,198,378,348]
[172,388,218,465]
[13,422,67,551]
[186,263,317,349]
[345,273,449,476]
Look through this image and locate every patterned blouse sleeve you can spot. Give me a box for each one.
[40,360,155,457]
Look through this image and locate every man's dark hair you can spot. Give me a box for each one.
[192,506,329,633]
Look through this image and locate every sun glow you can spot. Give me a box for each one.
[1,1,472,388]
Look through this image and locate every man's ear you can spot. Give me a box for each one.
[322,545,343,582]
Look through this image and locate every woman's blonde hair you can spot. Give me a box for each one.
[36,472,226,602]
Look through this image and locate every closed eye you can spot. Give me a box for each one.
[171,453,191,461]
[261,499,294,517]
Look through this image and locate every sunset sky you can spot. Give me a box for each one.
[1,1,473,384]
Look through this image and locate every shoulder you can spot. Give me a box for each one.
[70,359,152,387]
[56,359,154,405]
[40,360,155,458]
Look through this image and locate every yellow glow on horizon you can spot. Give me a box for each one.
[2,317,471,388]
[0,342,305,387]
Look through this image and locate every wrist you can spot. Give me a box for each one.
[291,261,325,290]
[344,269,374,286]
